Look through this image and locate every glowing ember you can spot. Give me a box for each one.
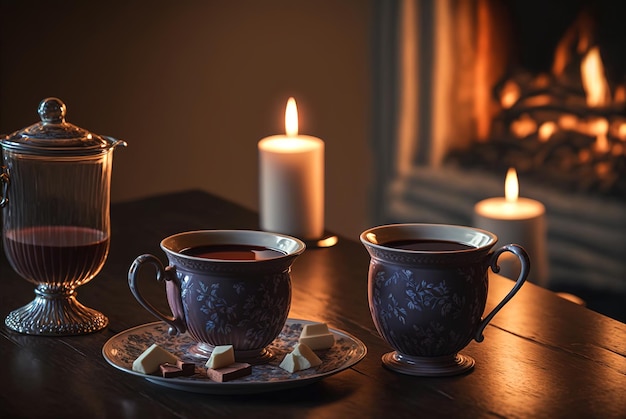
[538,122,557,142]
[585,117,609,137]
[511,115,537,138]
[615,85,626,103]
[500,80,521,109]
[521,94,551,108]
[558,114,578,130]
[595,162,610,177]
[594,134,610,153]
[579,149,591,163]
[618,123,626,140]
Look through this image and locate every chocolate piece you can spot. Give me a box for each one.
[176,360,195,376]
[299,323,334,350]
[206,345,235,369]
[160,363,185,378]
[132,343,179,374]
[158,361,196,378]
[206,362,252,382]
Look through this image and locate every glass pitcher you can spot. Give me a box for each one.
[0,97,126,336]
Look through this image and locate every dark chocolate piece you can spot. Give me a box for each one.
[160,363,185,378]
[158,361,196,378]
[206,362,252,382]
[176,360,195,376]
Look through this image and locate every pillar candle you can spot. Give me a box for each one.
[258,98,324,240]
[473,168,549,286]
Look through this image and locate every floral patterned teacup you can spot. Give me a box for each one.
[360,223,529,377]
[128,230,305,364]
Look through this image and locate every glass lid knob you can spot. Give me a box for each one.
[38,97,66,124]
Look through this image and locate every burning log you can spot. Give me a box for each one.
[446,40,626,201]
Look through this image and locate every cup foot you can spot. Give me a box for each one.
[4,292,108,336]
[381,351,475,377]
[188,343,275,365]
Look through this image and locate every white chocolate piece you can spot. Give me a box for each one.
[299,323,335,350]
[299,334,335,350]
[279,353,300,373]
[292,343,322,369]
[205,345,235,369]
[278,343,323,373]
[301,323,330,337]
[132,343,179,374]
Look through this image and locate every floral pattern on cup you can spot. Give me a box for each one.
[370,263,488,357]
[181,273,291,351]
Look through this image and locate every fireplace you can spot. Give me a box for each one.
[446,1,626,199]
[372,0,626,301]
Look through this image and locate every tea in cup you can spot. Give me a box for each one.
[128,230,305,364]
[360,223,529,376]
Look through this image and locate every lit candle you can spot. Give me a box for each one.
[258,97,324,240]
[473,168,549,286]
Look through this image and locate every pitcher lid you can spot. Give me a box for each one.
[1,97,125,156]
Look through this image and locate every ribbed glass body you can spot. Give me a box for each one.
[3,151,112,291]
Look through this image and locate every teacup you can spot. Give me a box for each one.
[128,230,305,364]
[360,223,529,376]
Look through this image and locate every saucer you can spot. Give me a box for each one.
[102,319,367,394]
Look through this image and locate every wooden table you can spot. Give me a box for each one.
[1,190,625,418]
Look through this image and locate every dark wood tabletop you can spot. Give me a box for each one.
[1,190,625,418]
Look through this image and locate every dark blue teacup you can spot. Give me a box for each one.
[360,223,529,377]
[128,230,305,364]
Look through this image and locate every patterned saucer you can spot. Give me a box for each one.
[102,319,366,394]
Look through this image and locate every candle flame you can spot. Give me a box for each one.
[285,97,298,136]
[505,167,519,202]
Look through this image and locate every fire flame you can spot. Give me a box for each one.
[581,47,611,108]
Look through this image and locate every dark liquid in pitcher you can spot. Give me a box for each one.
[181,244,286,261]
[4,226,110,283]
[383,239,475,251]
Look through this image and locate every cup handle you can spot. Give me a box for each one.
[128,254,187,336]
[474,244,530,342]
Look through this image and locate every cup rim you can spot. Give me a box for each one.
[160,229,306,262]
[360,223,497,254]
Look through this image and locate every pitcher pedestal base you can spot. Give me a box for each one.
[381,351,475,377]
[4,291,108,336]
